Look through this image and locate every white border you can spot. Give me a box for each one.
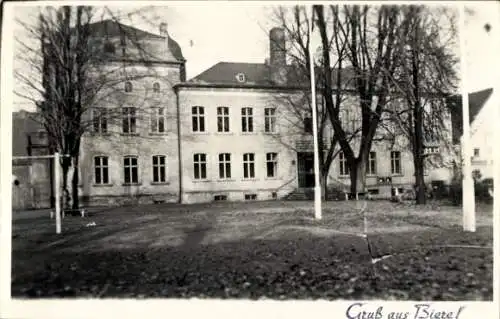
[1,1,499,319]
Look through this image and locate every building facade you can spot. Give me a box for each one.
[22,21,456,207]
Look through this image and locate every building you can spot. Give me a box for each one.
[28,21,454,207]
[449,88,495,181]
[11,110,52,210]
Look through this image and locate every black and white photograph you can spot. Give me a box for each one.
[0,1,498,318]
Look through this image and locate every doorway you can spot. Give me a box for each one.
[297,152,315,188]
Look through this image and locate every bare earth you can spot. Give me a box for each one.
[10,200,493,300]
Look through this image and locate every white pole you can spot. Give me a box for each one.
[459,5,475,232]
[307,5,322,220]
[54,152,61,234]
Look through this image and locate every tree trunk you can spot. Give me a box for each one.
[349,158,367,199]
[61,156,71,210]
[414,152,426,204]
[71,155,80,209]
[320,172,328,201]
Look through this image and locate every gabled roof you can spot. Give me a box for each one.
[86,19,185,62]
[447,88,493,144]
[183,61,356,89]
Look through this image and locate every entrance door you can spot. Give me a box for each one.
[297,152,315,188]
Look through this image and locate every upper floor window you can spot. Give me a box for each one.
[390,151,402,175]
[151,107,166,133]
[122,107,137,134]
[366,151,377,175]
[217,107,230,132]
[153,82,160,93]
[192,106,205,132]
[125,81,133,93]
[264,108,276,133]
[92,108,108,133]
[241,107,253,133]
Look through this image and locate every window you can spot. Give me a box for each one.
[151,107,166,133]
[193,153,207,180]
[214,195,227,201]
[92,108,107,133]
[474,148,480,157]
[152,155,166,183]
[391,151,402,175]
[243,153,255,179]
[241,107,253,133]
[103,41,116,54]
[123,156,138,184]
[122,107,137,134]
[192,106,205,132]
[218,153,231,179]
[266,152,278,178]
[236,73,246,83]
[217,107,230,132]
[94,156,109,184]
[245,194,257,200]
[153,82,160,93]
[366,152,377,175]
[339,152,349,176]
[264,108,276,133]
[304,117,313,133]
[125,81,133,92]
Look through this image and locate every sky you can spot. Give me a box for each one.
[9,2,500,111]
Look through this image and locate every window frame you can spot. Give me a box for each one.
[218,153,232,179]
[241,107,254,133]
[150,107,166,133]
[123,156,139,185]
[152,155,167,183]
[125,81,133,93]
[217,107,230,133]
[266,152,278,178]
[390,151,402,175]
[192,106,206,133]
[193,153,207,180]
[339,152,349,176]
[264,108,277,133]
[92,107,108,134]
[153,82,160,93]
[243,153,255,179]
[94,156,109,185]
[366,151,377,175]
[122,107,137,134]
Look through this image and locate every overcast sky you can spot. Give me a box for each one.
[10,2,500,111]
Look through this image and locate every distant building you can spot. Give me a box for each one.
[11,110,52,210]
[448,88,495,180]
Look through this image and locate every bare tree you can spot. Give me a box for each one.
[387,5,459,204]
[15,6,173,209]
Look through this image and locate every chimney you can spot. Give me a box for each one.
[269,27,287,85]
[159,22,169,38]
